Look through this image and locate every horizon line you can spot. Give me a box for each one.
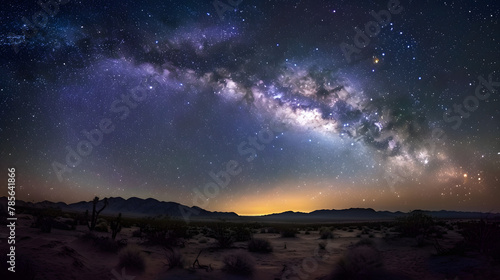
[4,195,499,215]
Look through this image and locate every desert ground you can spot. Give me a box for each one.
[1,209,499,280]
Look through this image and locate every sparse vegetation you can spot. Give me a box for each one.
[396,210,434,238]
[280,228,297,238]
[456,220,500,260]
[248,238,273,253]
[87,197,108,232]
[330,239,383,279]
[223,251,255,275]
[164,247,183,270]
[118,245,146,273]
[320,227,334,239]
[94,221,109,232]
[110,213,122,240]
[212,224,235,248]
[234,226,253,242]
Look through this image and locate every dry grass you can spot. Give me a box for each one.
[118,245,146,273]
[223,251,255,275]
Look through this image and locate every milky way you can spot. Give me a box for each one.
[1,0,499,214]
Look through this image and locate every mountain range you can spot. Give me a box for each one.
[1,196,498,222]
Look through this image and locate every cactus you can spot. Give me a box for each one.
[110,213,122,240]
[87,197,108,231]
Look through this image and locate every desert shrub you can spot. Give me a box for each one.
[348,229,354,232]
[318,241,327,250]
[305,230,310,235]
[396,210,434,237]
[280,228,297,238]
[248,238,273,253]
[141,218,189,247]
[330,244,383,279]
[457,220,500,260]
[95,221,109,232]
[212,224,234,248]
[361,227,370,235]
[234,227,253,242]
[223,251,255,275]
[144,229,183,247]
[368,234,374,238]
[164,247,183,270]
[118,245,146,272]
[320,227,334,239]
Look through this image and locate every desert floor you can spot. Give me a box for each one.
[1,214,499,280]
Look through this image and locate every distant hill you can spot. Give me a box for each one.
[257,208,498,222]
[0,197,498,222]
[0,197,238,220]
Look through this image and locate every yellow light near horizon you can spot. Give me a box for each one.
[463,173,467,178]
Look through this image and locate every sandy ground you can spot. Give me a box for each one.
[1,214,499,280]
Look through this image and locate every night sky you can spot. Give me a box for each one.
[1,0,499,215]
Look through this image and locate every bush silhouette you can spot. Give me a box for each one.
[396,210,434,238]
[248,238,273,253]
[223,251,255,275]
[118,245,146,273]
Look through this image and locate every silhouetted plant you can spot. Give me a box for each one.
[223,251,255,275]
[396,210,434,238]
[94,220,109,232]
[234,226,253,242]
[280,228,297,238]
[110,213,122,240]
[87,197,108,231]
[212,224,234,248]
[320,227,334,239]
[119,245,146,272]
[330,240,383,279]
[457,220,500,259]
[248,238,273,253]
[164,247,184,270]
